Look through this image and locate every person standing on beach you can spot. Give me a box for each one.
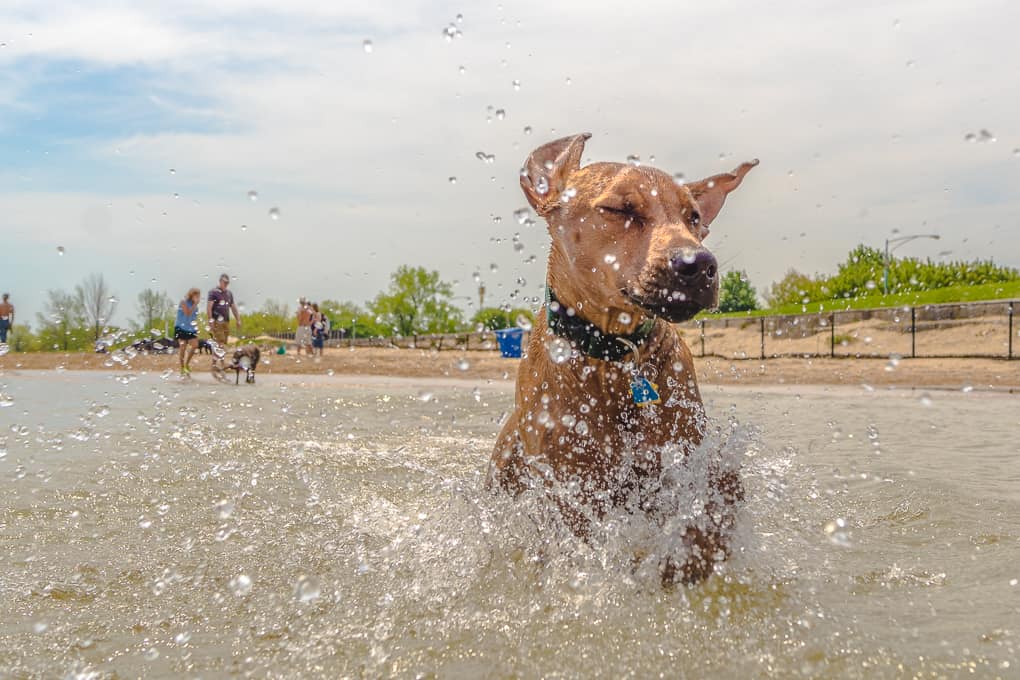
[174,288,201,378]
[0,293,13,344]
[295,297,313,355]
[207,273,241,377]
[311,302,326,357]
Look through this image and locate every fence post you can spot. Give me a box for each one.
[911,307,916,358]
[1009,302,1014,360]
[700,320,706,357]
[760,317,766,360]
[830,312,835,358]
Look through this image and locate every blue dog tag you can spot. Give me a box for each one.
[630,376,660,406]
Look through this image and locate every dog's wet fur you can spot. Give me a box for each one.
[488,133,757,585]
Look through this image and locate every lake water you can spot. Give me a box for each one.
[0,370,1017,678]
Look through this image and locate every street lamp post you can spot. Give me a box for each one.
[883,233,940,295]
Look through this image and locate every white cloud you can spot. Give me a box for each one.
[2,0,1019,324]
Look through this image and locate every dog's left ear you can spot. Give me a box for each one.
[687,159,759,226]
[520,132,591,215]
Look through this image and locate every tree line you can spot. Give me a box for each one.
[4,266,536,352]
[5,249,1016,351]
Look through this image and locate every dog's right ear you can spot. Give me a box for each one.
[520,133,591,215]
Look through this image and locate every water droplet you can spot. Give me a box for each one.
[268,207,280,220]
[56,246,65,256]
[457,358,470,371]
[515,314,533,331]
[523,125,532,135]
[0,393,14,408]
[513,207,530,224]
[823,518,851,547]
[672,172,685,185]
[495,109,506,120]
[865,279,877,290]
[475,151,495,164]
[565,76,572,86]
[489,263,498,273]
[417,390,434,402]
[618,312,632,325]
[294,575,321,603]
[919,393,933,407]
[512,79,521,91]
[535,176,549,195]
[362,39,373,53]
[545,337,572,364]
[448,176,457,184]
[247,190,258,202]
[174,631,192,645]
[229,574,252,597]
[626,154,641,166]
[559,187,577,203]
[680,247,697,265]
[33,622,48,634]
[169,168,176,174]
[240,224,247,232]
[214,498,235,519]
[603,254,617,265]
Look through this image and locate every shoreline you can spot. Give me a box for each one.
[2,348,1018,392]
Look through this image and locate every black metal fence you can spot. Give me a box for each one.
[676,299,1016,360]
[267,299,1017,360]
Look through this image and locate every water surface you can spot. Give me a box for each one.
[0,370,1017,678]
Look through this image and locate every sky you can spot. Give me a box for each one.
[2,0,1019,329]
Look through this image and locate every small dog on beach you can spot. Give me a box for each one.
[227,345,260,384]
[488,133,757,585]
[197,339,214,355]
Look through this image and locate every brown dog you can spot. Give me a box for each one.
[488,133,757,584]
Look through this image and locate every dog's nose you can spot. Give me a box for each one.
[670,248,717,282]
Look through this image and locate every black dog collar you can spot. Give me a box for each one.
[545,286,657,362]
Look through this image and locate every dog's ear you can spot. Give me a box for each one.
[687,159,758,227]
[520,132,591,215]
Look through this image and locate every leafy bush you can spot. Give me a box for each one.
[472,307,535,330]
[717,270,758,312]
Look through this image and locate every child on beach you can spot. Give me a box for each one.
[175,288,201,377]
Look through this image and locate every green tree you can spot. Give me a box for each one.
[717,270,758,313]
[36,289,89,351]
[75,273,118,341]
[472,306,535,330]
[239,299,295,337]
[320,300,385,337]
[369,266,465,336]
[764,269,828,307]
[136,288,174,333]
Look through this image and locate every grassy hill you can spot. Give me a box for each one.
[705,280,1020,320]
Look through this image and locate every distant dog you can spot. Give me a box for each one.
[488,133,756,585]
[197,338,214,355]
[228,345,260,384]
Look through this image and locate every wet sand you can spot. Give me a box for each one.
[2,347,1018,391]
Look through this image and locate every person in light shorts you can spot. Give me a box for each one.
[295,297,313,354]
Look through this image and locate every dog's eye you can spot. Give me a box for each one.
[598,203,643,224]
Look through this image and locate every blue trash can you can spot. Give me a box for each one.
[494,328,524,358]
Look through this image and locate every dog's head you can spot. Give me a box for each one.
[521,133,756,325]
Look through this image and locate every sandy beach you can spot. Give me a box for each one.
[2,347,1018,391]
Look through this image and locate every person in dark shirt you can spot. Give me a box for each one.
[207,273,242,379]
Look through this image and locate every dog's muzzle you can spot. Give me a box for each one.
[629,247,720,322]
